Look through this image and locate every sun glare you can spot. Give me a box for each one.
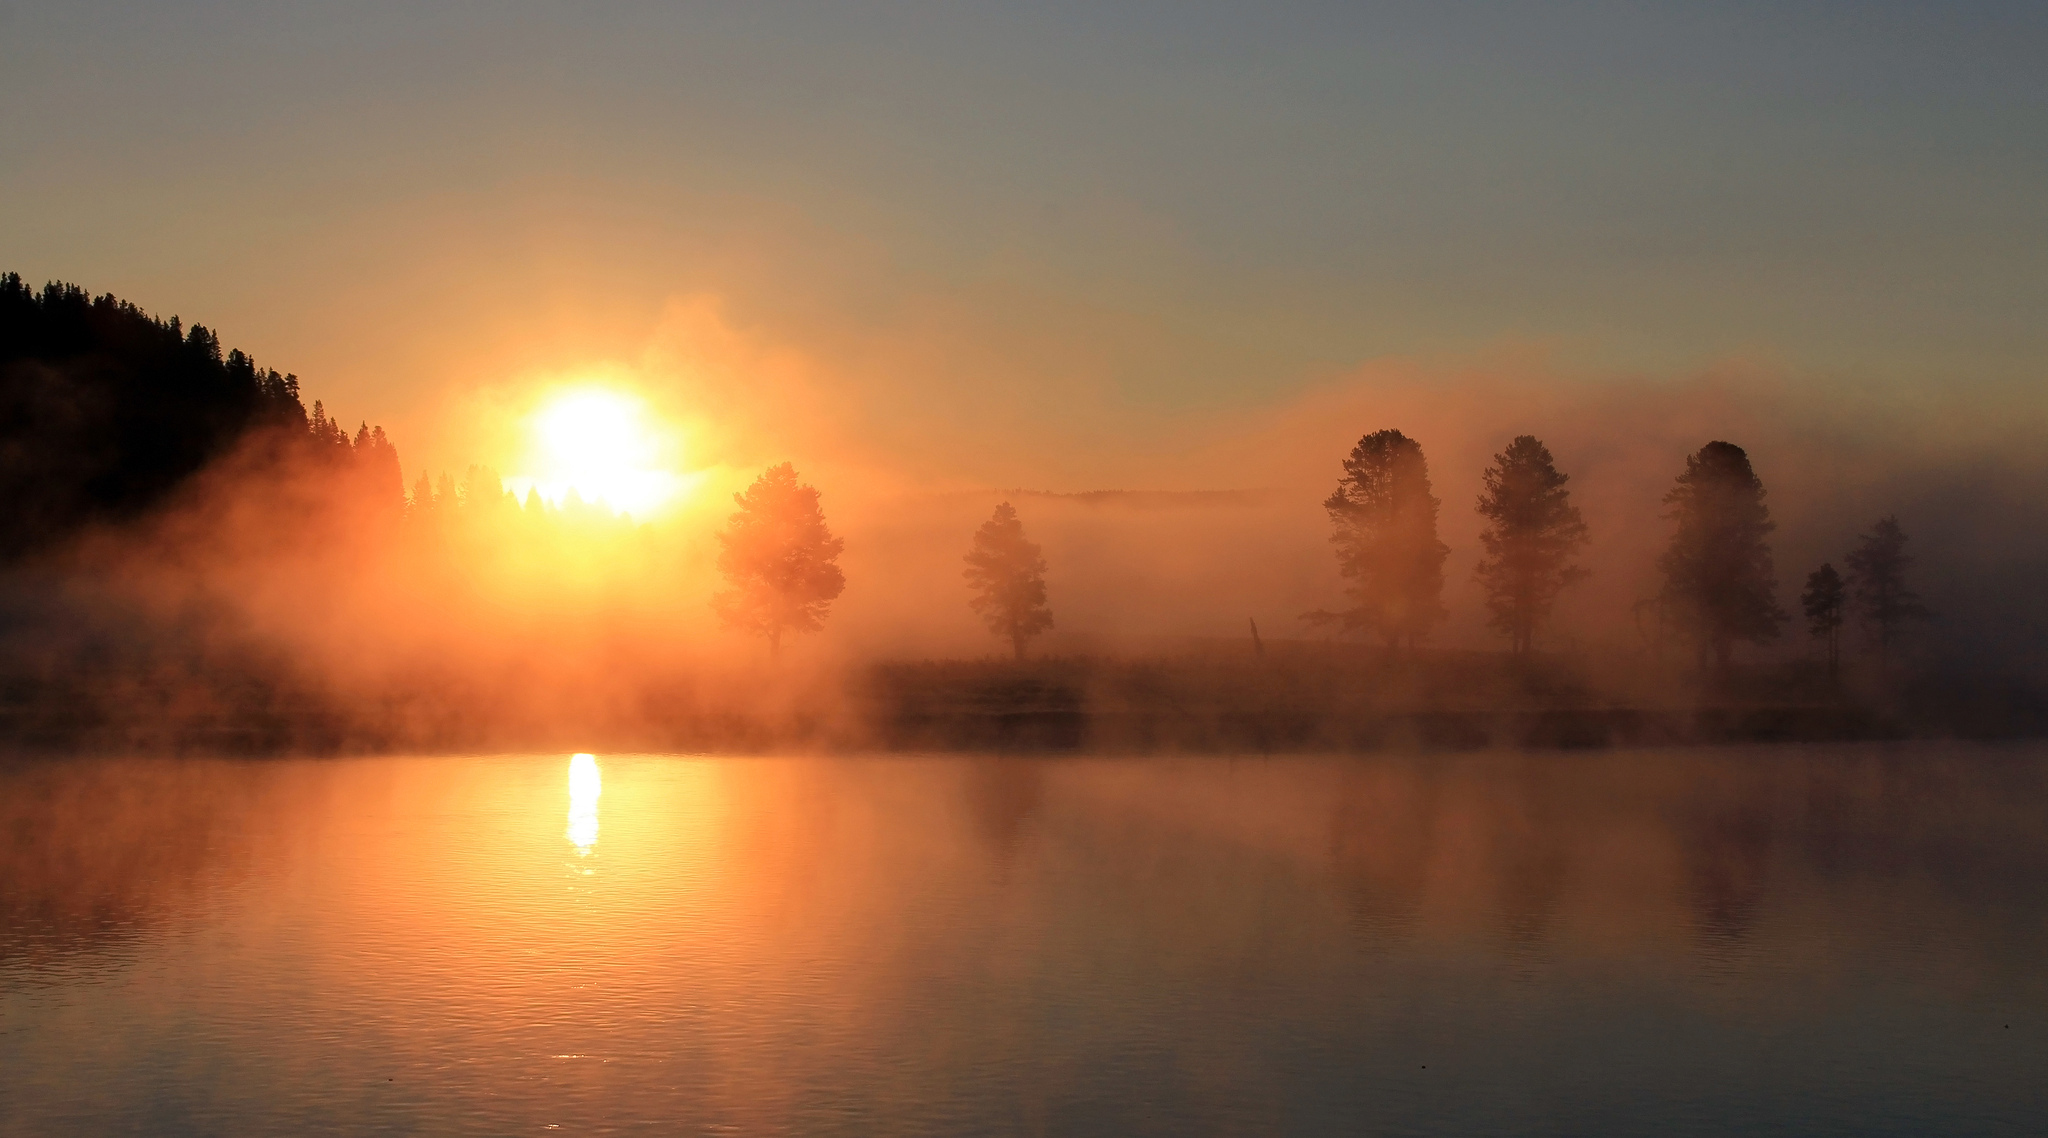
[516,387,685,517]
[566,752,601,853]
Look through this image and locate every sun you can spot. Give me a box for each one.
[516,387,685,517]
[539,389,647,470]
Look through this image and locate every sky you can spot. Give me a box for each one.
[3,0,2045,489]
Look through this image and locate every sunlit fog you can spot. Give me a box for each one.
[4,2,2045,1134]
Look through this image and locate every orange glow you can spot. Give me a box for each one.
[509,387,688,518]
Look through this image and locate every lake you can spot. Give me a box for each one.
[4,747,2046,1135]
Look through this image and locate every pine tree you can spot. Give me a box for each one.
[1473,435,1589,656]
[712,463,846,658]
[963,502,1053,659]
[1658,441,1785,673]
[1844,515,1930,676]
[1302,429,1448,649]
[1800,563,1846,682]
[340,422,406,520]
[410,472,437,519]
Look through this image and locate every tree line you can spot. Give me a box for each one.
[1293,430,1927,675]
[2,274,1930,675]
[704,464,1051,660]
[706,434,1926,677]
[0,274,657,561]
[1,274,322,559]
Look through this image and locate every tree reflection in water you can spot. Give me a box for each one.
[3,747,2045,1135]
[0,757,279,971]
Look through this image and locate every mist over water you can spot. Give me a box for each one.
[8,360,2044,753]
[6,274,2045,756]
[5,747,2046,1136]
[6,5,2046,1132]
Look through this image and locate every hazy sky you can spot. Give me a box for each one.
[4,1,2044,484]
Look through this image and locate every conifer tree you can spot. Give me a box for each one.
[1801,563,1846,682]
[1658,441,1785,673]
[346,422,406,518]
[410,472,437,518]
[0,273,409,557]
[1302,429,1448,649]
[963,502,1053,659]
[1473,435,1589,656]
[1844,515,1930,675]
[712,463,846,658]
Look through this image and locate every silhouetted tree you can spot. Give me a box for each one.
[410,472,438,519]
[352,424,406,517]
[1801,563,1846,682]
[712,463,846,658]
[309,400,348,448]
[1845,515,1930,676]
[1,273,315,559]
[1302,429,1448,649]
[1473,435,1589,656]
[1658,441,1785,673]
[963,501,1053,659]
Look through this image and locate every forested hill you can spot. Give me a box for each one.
[0,273,400,560]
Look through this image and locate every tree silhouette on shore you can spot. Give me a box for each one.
[1845,515,1930,677]
[1801,563,1847,682]
[1303,429,1448,650]
[1474,435,1589,656]
[963,502,1053,659]
[711,463,846,659]
[1658,441,1785,673]
[2,273,405,560]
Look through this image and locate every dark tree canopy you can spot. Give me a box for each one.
[1801,562,1847,681]
[351,422,406,511]
[963,501,1053,659]
[711,463,846,657]
[1,273,399,560]
[1658,441,1786,671]
[1844,515,1930,670]
[1303,428,1448,649]
[1473,435,1589,656]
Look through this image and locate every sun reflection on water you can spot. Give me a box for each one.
[566,753,600,854]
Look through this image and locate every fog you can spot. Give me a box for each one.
[836,356,2048,674]
[4,331,2042,756]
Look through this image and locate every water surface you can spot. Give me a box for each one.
[4,746,2046,1135]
